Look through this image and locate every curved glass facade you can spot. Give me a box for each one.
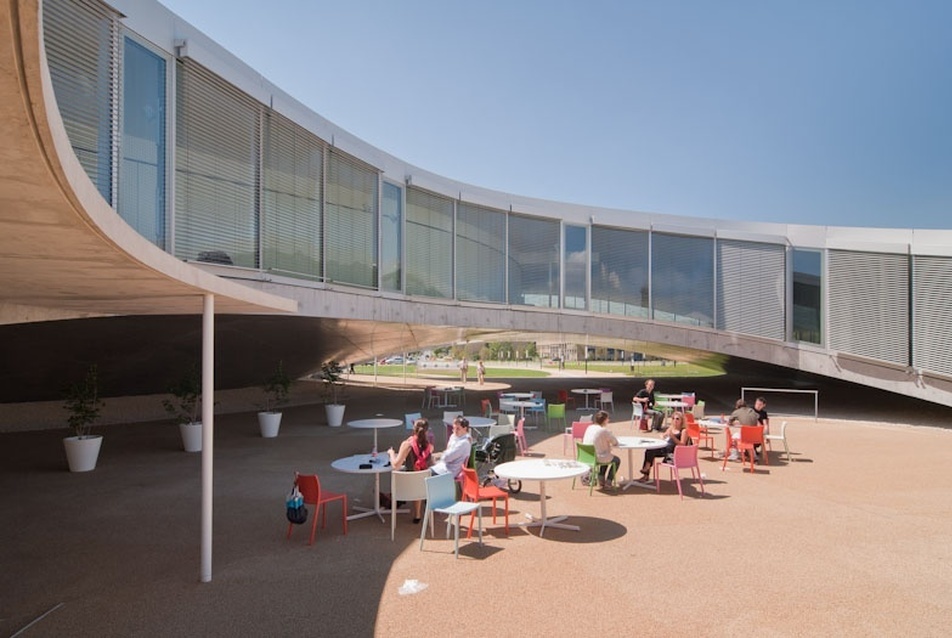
[43,0,952,381]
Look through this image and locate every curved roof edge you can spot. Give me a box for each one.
[0,0,296,317]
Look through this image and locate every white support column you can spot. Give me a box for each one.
[200,293,214,583]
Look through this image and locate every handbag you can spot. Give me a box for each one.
[286,484,308,525]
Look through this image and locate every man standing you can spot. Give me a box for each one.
[458,357,469,384]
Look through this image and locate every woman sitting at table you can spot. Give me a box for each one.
[388,418,434,523]
[638,412,690,481]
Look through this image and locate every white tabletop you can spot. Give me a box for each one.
[500,392,533,399]
[656,400,689,409]
[570,388,602,395]
[509,400,543,408]
[346,418,403,430]
[331,453,394,474]
[494,459,589,481]
[616,436,668,450]
[444,415,496,428]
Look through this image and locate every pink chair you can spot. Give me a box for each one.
[563,420,592,456]
[514,417,529,455]
[654,445,705,499]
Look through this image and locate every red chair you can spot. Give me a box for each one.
[686,422,715,458]
[654,444,705,499]
[287,472,348,545]
[721,426,762,473]
[461,467,509,538]
[741,425,767,468]
[557,389,577,410]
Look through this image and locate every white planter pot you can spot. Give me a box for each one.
[64,435,103,472]
[258,411,282,438]
[179,421,202,452]
[325,404,346,427]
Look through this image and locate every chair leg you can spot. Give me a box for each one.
[308,509,319,545]
[784,440,791,462]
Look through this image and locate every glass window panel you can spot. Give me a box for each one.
[325,150,378,288]
[509,215,560,308]
[591,227,649,317]
[406,188,453,298]
[44,0,117,202]
[792,249,822,344]
[457,203,506,303]
[651,233,714,327]
[175,61,259,268]
[261,112,323,279]
[380,182,402,292]
[119,37,166,248]
[564,225,588,310]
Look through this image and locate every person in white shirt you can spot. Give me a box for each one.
[582,410,620,488]
[431,416,472,479]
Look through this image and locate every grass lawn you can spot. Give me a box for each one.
[354,362,722,379]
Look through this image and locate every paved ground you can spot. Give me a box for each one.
[2,374,951,637]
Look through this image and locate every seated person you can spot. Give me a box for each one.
[582,410,620,488]
[639,412,690,481]
[633,378,665,431]
[431,416,472,479]
[728,399,761,460]
[388,418,434,523]
[753,396,770,431]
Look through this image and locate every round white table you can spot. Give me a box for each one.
[571,388,601,411]
[347,417,403,453]
[331,453,401,522]
[493,459,589,536]
[616,436,668,490]
[508,400,543,421]
[434,386,463,408]
[500,392,533,400]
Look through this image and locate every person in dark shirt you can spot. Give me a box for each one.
[634,379,664,431]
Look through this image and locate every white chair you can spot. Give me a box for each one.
[580,413,593,423]
[391,469,429,541]
[596,391,614,413]
[420,472,482,558]
[764,421,791,462]
[488,424,513,438]
[495,413,514,428]
[631,401,644,428]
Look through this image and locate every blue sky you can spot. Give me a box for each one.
[159,0,952,229]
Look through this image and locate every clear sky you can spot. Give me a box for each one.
[158,0,952,229]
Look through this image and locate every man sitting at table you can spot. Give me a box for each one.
[633,379,664,431]
[582,410,620,489]
[431,416,472,479]
[728,399,760,461]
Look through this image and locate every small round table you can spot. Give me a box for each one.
[571,388,602,411]
[616,436,668,490]
[331,453,397,522]
[493,459,589,537]
[346,418,403,453]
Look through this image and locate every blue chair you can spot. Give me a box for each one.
[420,473,483,558]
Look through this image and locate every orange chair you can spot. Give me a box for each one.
[461,467,509,538]
[686,422,715,458]
[721,426,761,473]
[741,425,767,468]
[563,420,591,456]
[557,389,577,410]
[654,444,705,499]
[514,417,529,455]
[287,472,348,545]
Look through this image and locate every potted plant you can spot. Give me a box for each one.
[257,360,291,438]
[163,363,203,452]
[62,364,105,472]
[320,360,346,427]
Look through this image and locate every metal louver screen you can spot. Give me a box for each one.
[406,188,453,298]
[457,203,506,303]
[175,60,259,268]
[261,113,323,279]
[912,255,952,375]
[651,233,714,327]
[591,226,649,317]
[43,0,118,202]
[325,150,378,288]
[828,250,909,365]
[508,214,560,308]
[716,240,785,340]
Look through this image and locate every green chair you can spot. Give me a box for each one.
[574,442,615,495]
[546,403,566,432]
